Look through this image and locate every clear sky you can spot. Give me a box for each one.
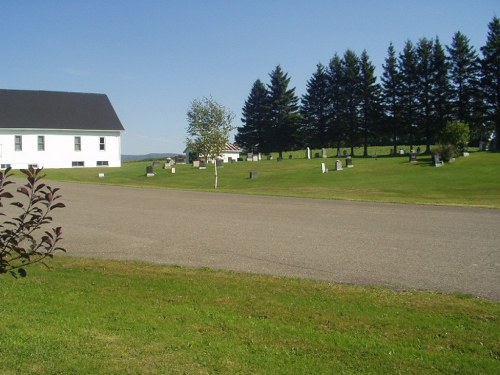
[1,0,498,155]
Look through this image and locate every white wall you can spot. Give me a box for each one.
[0,129,122,169]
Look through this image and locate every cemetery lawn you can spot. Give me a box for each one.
[42,150,500,208]
[1,256,499,374]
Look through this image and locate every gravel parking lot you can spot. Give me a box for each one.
[51,181,500,300]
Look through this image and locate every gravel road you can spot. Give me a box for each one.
[48,181,500,301]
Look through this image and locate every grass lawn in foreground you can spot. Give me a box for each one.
[41,150,500,208]
[0,256,499,374]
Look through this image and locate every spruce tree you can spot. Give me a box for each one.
[341,50,361,155]
[416,38,435,153]
[398,40,419,149]
[327,54,345,153]
[301,64,331,148]
[236,79,269,152]
[266,65,301,158]
[381,43,402,155]
[430,37,451,144]
[480,16,500,150]
[447,31,482,138]
[358,50,383,157]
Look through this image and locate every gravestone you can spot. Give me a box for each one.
[153,161,161,167]
[249,171,258,179]
[462,151,470,157]
[164,162,172,169]
[216,159,224,168]
[321,162,327,173]
[258,153,262,161]
[247,152,253,161]
[314,152,320,158]
[343,150,348,157]
[237,157,243,162]
[346,156,353,168]
[433,154,444,167]
[98,173,105,178]
[171,167,176,174]
[337,150,342,158]
[307,147,311,159]
[409,153,417,163]
[335,160,343,171]
[199,161,207,170]
[228,157,233,163]
[399,149,405,155]
[175,155,186,164]
[193,160,200,168]
[322,148,327,158]
[252,155,259,162]
[146,165,154,177]
[289,154,293,159]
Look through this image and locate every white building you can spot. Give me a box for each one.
[185,144,242,164]
[0,89,124,169]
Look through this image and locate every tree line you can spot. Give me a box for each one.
[236,16,499,155]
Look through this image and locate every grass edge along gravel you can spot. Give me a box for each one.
[0,256,499,374]
[35,149,500,209]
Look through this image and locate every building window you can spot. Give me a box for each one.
[74,136,81,151]
[96,161,109,166]
[15,135,22,151]
[28,164,38,169]
[99,137,105,151]
[1,164,11,169]
[38,136,45,151]
[72,161,84,167]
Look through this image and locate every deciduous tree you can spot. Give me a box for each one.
[186,96,235,189]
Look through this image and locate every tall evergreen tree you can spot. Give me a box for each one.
[416,38,435,153]
[327,54,345,152]
[341,50,361,155]
[429,37,451,143]
[398,40,419,148]
[236,79,269,152]
[447,32,481,135]
[480,16,500,150]
[381,43,402,154]
[266,65,301,158]
[300,64,331,148]
[358,50,383,157]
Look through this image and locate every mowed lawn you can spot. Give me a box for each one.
[1,257,499,375]
[3,150,499,374]
[42,150,500,208]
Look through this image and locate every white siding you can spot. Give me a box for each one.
[0,129,122,169]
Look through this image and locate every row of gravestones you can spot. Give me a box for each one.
[321,157,354,173]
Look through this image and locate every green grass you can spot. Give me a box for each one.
[1,256,499,374]
[37,149,500,208]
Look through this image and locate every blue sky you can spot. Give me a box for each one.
[1,1,498,154]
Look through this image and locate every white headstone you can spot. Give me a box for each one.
[307,147,311,159]
[322,148,327,158]
[171,167,176,173]
[321,162,327,173]
[335,160,343,171]
[98,173,105,178]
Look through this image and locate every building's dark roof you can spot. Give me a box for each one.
[0,89,124,131]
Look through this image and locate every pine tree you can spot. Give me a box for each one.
[398,40,419,149]
[381,43,402,155]
[236,79,269,152]
[267,65,301,158]
[341,50,361,155]
[447,31,481,136]
[358,50,383,157]
[416,38,435,153]
[480,16,500,150]
[327,54,345,153]
[300,64,331,148]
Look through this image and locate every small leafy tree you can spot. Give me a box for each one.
[186,96,235,189]
[434,121,470,160]
[0,168,65,277]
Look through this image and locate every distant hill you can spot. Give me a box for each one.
[121,153,180,162]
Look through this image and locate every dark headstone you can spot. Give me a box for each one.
[409,153,417,163]
[216,159,224,168]
[343,150,348,157]
[146,165,154,176]
[237,157,243,162]
[314,152,320,158]
[289,154,293,159]
[175,155,186,164]
[346,156,353,168]
[249,171,258,179]
[153,161,161,167]
[199,160,207,169]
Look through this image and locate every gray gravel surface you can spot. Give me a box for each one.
[45,181,500,300]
